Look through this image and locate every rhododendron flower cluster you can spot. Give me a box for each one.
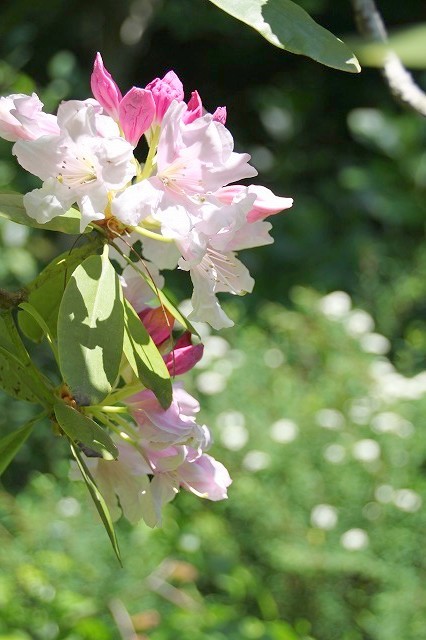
[4,53,292,329]
[0,53,292,537]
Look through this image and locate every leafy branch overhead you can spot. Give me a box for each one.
[207,0,361,73]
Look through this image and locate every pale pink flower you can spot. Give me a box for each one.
[138,445,230,525]
[112,100,257,249]
[183,248,255,329]
[178,451,231,500]
[217,184,293,223]
[126,384,207,449]
[0,93,59,142]
[14,100,136,230]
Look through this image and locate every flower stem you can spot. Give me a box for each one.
[139,126,160,181]
[132,226,173,243]
[85,405,129,414]
[103,383,145,406]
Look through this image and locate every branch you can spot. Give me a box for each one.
[351,0,426,117]
[0,288,27,310]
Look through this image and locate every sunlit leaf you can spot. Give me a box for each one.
[69,441,122,565]
[123,298,172,409]
[207,0,360,72]
[19,238,102,342]
[57,245,124,406]
[0,192,84,234]
[54,402,118,459]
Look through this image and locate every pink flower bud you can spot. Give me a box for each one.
[182,91,203,124]
[91,52,122,120]
[212,106,227,125]
[164,333,204,375]
[118,87,156,147]
[145,71,184,123]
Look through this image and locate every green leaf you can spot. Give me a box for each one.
[123,299,172,410]
[19,302,59,362]
[18,238,103,343]
[0,311,54,406]
[69,441,122,565]
[117,251,198,336]
[0,192,84,234]
[0,417,40,475]
[155,288,199,336]
[207,0,360,73]
[54,402,118,459]
[57,245,124,406]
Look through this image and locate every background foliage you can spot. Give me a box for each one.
[0,1,425,638]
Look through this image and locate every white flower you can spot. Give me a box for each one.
[14,100,136,231]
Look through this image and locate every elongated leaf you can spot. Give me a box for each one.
[0,418,39,475]
[19,302,58,362]
[0,312,54,406]
[69,441,122,565]
[207,0,360,73]
[19,238,102,342]
[0,193,83,234]
[0,345,41,403]
[57,246,124,406]
[54,402,118,459]
[119,253,198,335]
[123,299,172,409]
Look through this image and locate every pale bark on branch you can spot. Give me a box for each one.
[351,0,426,117]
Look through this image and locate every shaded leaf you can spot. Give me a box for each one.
[54,402,118,459]
[0,312,54,406]
[69,441,122,565]
[19,238,102,342]
[57,246,124,406]
[0,192,84,234]
[207,0,360,73]
[123,298,172,410]
[0,416,42,475]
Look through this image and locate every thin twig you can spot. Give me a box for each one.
[351,0,426,117]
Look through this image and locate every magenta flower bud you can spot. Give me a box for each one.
[212,106,227,125]
[90,52,122,120]
[139,307,174,346]
[182,91,203,124]
[145,70,184,123]
[164,333,204,375]
[118,87,156,147]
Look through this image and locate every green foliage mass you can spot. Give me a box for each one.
[1,296,426,639]
[0,0,425,638]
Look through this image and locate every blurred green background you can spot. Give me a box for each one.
[0,1,426,638]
